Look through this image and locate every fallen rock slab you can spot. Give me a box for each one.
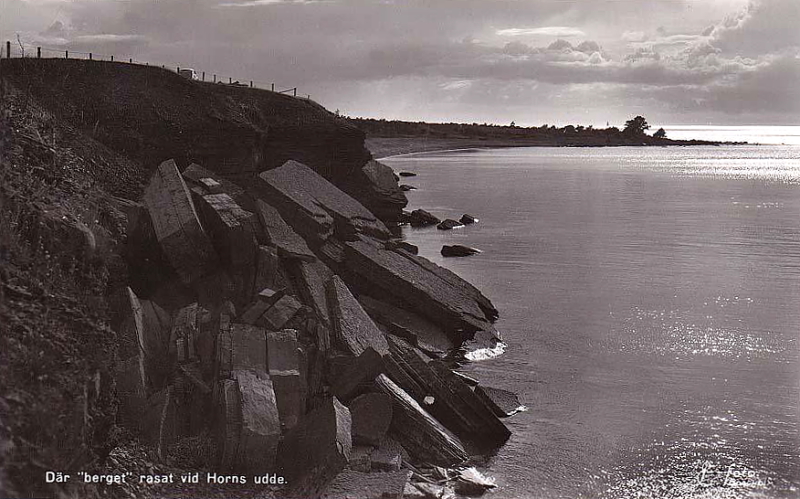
[329,347,386,401]
[441,245,481,257]
[279,397,352,498]
[320,470,411,499]
[143,159,217,284]
[216,323,268,379]
[326,275,390,357]
[182,163,246,202]
[340,160,409,225]
[340,237,496,339]
[474,385,524,417]
[294,260,333,327]
[213,379,241,471]
[375,375,467,467]
[349,393,392,446]
[387,336,511,444]
[257,160,391,243]
[358,295,453,356]
[260,294,303,329]
[398,171,417,177]
[233,370,282,473]
[193,192,259,268]
[266,329,306,429]
[254,199,316,261]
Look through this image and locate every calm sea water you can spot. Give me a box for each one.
[384,134,800,499]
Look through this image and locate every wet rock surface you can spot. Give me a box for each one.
[407,209,440,227]
[441,244,482,257]
[437,219,464,231]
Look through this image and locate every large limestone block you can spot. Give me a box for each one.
[194,192,259,269]
[341,237,497,340]
[267,329,306,429]
[257,160,391,243]
[254,199,316,261]
[141,385,181,461]
[231,323,268,378]
[260,295,302,329]
[387,336,511,444]
[349,393,392,446]
[171,303,200,364]
[234,370,282,473]
[339,160,409,225]
[143,159,217,283]
[358,295,453,356]
[214,379,241,471]
[294,260,333,327]
[474,385,524,418]
[374,375,467,467]
[116,287,173,394]
[279,397,353,499]
[182,163,246,202]
[325,276,389,357]
[329,347,385,401]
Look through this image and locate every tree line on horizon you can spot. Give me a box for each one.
[346,114,669,143]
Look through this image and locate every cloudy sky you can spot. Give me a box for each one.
[2,0,798,127]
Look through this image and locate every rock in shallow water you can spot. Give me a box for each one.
[459,214,478,225]
[441,245,481,257]
[407,209,440,227]
[437,219,464,230]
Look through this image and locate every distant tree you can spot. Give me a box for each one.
[623,116,650,136]
[653,127,667,139]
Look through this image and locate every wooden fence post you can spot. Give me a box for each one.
[129,58,133,63]
[65,50,69,59]
[213,74,216,83]
[89,53,92,60]
[6,41,10,59]
[271,83,275,92]
[111,55,114,62]
[229,77,232,84]
[293,88,296,97]
[37,47,41,58]
[202,71,205,81]
[250,80,253,88]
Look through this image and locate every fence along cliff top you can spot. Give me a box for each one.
[2,40,312,100]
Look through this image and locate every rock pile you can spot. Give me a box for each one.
[113,158,519,498]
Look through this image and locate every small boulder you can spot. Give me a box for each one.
[437,219,464,231]
[459,214,478,225]
[408,209,440,227]
[441,245,481,257]
[400,184,416,191]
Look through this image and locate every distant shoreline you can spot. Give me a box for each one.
[366,136,739,160]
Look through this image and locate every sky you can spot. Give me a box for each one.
[1,0,799,127]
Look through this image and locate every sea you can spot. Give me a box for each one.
[383,126,800,499]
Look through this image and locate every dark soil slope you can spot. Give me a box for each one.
[1,59,370,183]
